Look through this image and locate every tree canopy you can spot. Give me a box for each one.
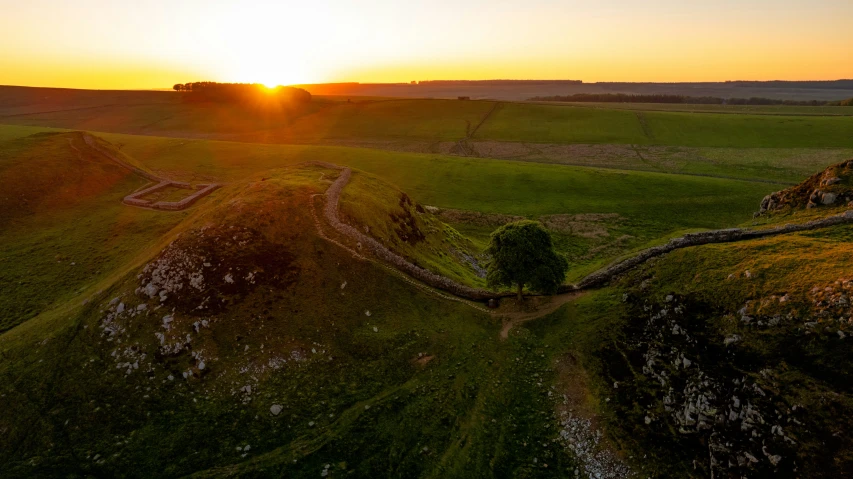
[171,82,311,109]
[485,220,568,300]
[529,93,844,106]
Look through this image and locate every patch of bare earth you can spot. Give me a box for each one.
[498,292,585,339]
[435,208,525,228]
[540,213,622,238]
[554,353,634,478]
[413,354,435,367]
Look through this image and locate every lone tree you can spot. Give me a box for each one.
[486,220,568,301]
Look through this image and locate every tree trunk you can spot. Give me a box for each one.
[517,283,523,302]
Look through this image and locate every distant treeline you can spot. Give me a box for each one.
[725,80,853,90]
[529,93,853,106]
[173,82,311,106]
[417,80,582,86]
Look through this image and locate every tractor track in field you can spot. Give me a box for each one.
[309,161,853,337]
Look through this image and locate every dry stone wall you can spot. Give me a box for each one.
[577,210,853,289]
[320,164,853,302]
[322,167,503,301]
[151,184,222,211]
[82,133,220,211]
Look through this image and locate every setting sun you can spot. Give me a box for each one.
[2,0,852,89]
[3,0,853,476]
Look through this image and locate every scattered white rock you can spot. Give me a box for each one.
[270,404,283,416]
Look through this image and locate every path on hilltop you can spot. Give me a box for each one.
[312,162,853,337]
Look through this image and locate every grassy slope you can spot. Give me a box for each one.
[474,103,853,148]
[645,111,853,147]
[92,130,780,278]
[524,206,853,477]
[4,95,853,150]
[94,131,774,223]
[0,126,782,306]
[553,101,853,116]
[0,132,191,332]
[0,165,574,478]
[648,146,853,184]
[276,99,493,141]
[1,98,491,142]
[339,171,486,287]
[476,103,649,144]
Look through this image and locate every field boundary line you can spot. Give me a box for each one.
[468,101,501,139]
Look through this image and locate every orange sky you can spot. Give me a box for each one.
[1,0,851,89]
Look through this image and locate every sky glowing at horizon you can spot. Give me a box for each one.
[1,0,851,90]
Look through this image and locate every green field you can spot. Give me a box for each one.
[474,103,648,144]
[91,130,775,225]
[5,90,853,151]
[3,88,853,478]
[474,103,853,147]
[551,101,853,116]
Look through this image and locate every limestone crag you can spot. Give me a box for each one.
[758,159,853,215]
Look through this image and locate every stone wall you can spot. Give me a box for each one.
[577,210,853,289]
[322,167,504,301]
[153,184,221,210]
[83,133,220,211]
[321,164,853,301]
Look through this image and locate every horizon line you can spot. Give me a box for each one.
[4,78,853,92]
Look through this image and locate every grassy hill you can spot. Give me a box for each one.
[475,103,853,148]
[0,131,190,332]
[4,149,851,477]
[0,162,580,477]
[3,88,853,477]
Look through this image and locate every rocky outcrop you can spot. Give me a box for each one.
[757,159,853,215]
